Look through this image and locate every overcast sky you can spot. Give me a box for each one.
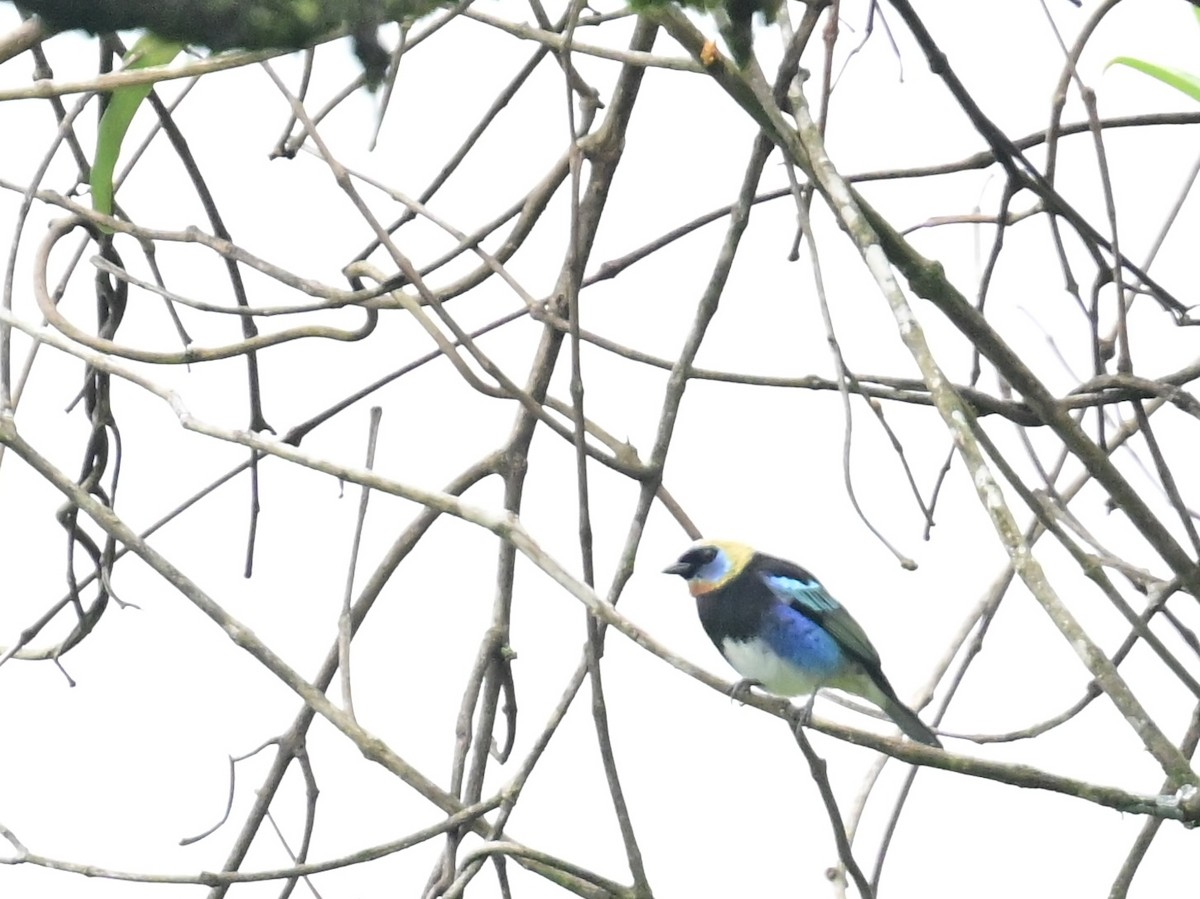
[2,1,1200,897]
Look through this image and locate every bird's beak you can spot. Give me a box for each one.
[662,560,690,576]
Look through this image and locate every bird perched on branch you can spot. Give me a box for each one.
[719,0,784,68]
[664,539,941,747]
[627,0,781,68]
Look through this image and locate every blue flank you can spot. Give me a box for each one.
[758,600,843,676]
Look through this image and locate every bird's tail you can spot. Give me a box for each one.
[862,679,942,748]
[879,695,942,748]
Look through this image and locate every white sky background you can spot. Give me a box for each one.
[2,1,1200,897]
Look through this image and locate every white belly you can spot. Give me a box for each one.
[720,637,823,696]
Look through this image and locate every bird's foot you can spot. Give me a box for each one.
[795,692,818,729]
[727,679,762,705]
[700,40,722,68]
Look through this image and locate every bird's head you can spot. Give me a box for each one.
[663,540,756,595]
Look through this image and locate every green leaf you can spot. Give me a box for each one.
[91,34,184,229]
[1107,56,1200,105]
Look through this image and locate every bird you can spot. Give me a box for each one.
[720,0,784,68]
[664,539,941,747]
[626,0,781,69]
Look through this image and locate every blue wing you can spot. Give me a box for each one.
[754,560,881,669]
[761,572,841,615]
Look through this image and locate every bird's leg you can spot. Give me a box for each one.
[796,691,818,728]
[727,678,763,705]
